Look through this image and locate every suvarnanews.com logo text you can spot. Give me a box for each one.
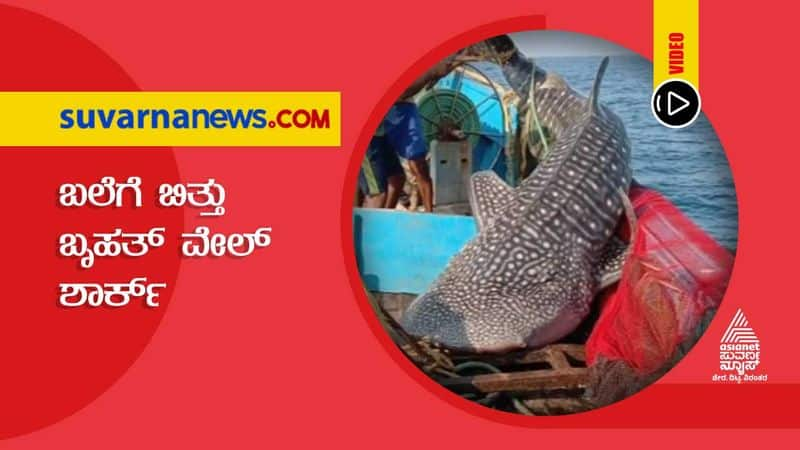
[0,91,341,147]
[712,308,768,383]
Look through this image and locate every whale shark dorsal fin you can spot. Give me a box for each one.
[588,56,610,114]
[468,171,514,232]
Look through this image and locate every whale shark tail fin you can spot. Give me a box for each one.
[595,188,638,290]
[588,56,610,114]
[595,237,628,290]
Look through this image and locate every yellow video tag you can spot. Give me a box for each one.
[653,0,698,89]
[0,91,341,147]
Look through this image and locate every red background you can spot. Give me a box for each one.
[0,0,798,446]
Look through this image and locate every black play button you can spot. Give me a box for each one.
[651,79,701,128]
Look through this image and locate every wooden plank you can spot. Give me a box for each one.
[440,368,588,394]
[452,344,586,369]
[354,208,476,294]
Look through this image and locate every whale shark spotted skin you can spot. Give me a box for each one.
[401,56,633,353]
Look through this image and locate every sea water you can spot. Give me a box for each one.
[535,55,738,250]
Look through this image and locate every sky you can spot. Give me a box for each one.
[510,30,633,57]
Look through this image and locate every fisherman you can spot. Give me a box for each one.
[358,56,462,212]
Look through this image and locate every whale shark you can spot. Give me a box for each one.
[400,51,634,353]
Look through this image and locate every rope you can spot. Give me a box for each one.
[374,305,540,415]
[484,42,549,176]
[454,361,501,374]
[527,58,550,161]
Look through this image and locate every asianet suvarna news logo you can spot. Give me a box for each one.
[712,308,768,383]
[0,92,340,147]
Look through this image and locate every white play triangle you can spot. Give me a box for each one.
[667,91,690,116]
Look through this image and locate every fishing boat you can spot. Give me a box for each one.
[353,62,733,414]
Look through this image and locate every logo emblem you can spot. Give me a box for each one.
[721,308,759,346]
[712,308,767,383]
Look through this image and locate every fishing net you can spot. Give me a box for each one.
[585,187,734,393]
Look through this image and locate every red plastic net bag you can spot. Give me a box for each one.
[585,186,734,375]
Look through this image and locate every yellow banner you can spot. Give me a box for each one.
[653,0,698,89]
[0,92,340,147]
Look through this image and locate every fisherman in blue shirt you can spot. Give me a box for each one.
[359,57,459,212]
